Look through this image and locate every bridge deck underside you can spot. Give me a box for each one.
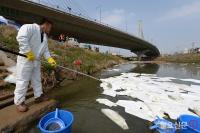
[0,0,160,57]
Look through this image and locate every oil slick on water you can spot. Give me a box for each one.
[97,72,200,129]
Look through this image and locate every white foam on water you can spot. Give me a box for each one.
[102,90,117,97]
[180,78,200,84]
[96,99,117,107]
[98,73,200,123]
[112,69,120,72]
[188,85,200,94]
[151,77,175,82]
[101,108,129,130]
[116,100,155,121]
[192,107,200,116]
[107,69,120,72]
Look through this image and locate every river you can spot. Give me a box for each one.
[29,62,200,133]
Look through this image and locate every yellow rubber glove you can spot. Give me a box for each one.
[47,57,57,67]
[26,51,35,61]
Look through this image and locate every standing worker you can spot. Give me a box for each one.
[14,18,57,112]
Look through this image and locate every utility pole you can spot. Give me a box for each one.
[137,20,144,39]
[96,6,102,23]
[125,14,128,32]
[192,42,195,49]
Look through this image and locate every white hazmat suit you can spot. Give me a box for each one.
[14,23,51,105]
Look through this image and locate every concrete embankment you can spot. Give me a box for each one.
[0,50,58,132]
[0,99,58,132]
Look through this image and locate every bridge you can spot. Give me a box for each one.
[0,0,160,57]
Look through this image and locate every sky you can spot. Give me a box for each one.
[39,0,200,55]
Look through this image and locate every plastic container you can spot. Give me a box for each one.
[150,116,176,133]
[178,115,200,133]
[38,109,74,133]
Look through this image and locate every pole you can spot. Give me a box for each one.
[100,7,102,23]
[125,14,128,32]
[0,46,103,82]
[0,46,113,88]
[96,6,102,23]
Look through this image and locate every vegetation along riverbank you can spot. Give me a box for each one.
[154,53,200,64]
[0,25,126,104]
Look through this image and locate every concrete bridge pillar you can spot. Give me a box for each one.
[135,51,144,61]
[135,50,150,61]
[136,53,143,61]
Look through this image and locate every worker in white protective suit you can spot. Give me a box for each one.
[14,18,56,112]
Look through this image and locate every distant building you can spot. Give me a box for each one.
[0,16,7,25]
[7,19,21,30]
[0,16,21,30]
[183,48,189,54]
[67,38,79,46]
[183,47,200,54]
[83,44,91,49]
[111,53,117,56]
[188,47,200,54]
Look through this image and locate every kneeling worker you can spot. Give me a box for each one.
[14,18,56,112]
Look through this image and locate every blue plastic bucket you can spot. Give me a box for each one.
[38,109,74,133]
[178,115,200,133]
